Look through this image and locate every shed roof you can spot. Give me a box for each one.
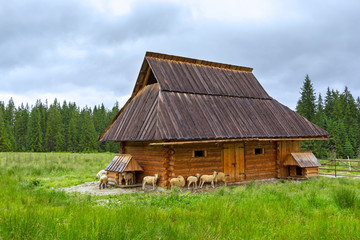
[105,154,144,173]
[99,52,329,142]
[284,152,321,168]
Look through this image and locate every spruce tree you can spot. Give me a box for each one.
[296,74,316,121]
[312,94,330,158]
[296,75,317,153]
[27,107,43,152]
[45,99,64,151]
[67,103,79,152]
[93,104,108,151]
[4,98,16,150]
[0,105,12,151]
[14,103,29,151]
[78,107,97,152]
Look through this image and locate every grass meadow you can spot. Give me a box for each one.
[1,152,360,239]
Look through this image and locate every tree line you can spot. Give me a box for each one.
[296,75,360,159]
[0,99,120,152]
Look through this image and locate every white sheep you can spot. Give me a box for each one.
[214,172,227,187]
[96,169,107,179]
[170,175,186,188]
[98,172,108,189]
[122,172,134,185]
[142,174,159,190]
[199,171,218,188]
[187,173,200,189]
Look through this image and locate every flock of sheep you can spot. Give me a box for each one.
[96,170,227,190]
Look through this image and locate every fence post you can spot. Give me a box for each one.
[335,159,337,177]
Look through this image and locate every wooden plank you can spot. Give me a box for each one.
[223,143,236,182]
[236,143,245,180]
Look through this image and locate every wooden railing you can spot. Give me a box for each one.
[319,159,360,178]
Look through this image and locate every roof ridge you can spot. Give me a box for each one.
[145,51,253,73]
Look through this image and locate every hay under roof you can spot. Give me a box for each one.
[99,52,328,142]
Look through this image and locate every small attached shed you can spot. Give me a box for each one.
[284,152,321,178]
[105,154,144,186]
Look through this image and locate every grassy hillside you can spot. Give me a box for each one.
[0,152,360,239]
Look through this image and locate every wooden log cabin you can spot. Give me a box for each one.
[99,52,328,187]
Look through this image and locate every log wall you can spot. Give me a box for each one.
[173,143,223,178]
[124,142,167,186]
[244,141,277,180]
[124,140,302,187]
[107,171,119,184]
[304,167,319,177]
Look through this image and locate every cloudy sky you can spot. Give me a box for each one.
[1,0,359,110]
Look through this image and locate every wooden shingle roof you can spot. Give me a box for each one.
[99,52,329,142]
[284,152,321,168]
[105,154,144,173]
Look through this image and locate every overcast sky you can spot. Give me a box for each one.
[1,0,359,110]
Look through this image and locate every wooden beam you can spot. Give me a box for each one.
[149,137,329,146]
[141,67,151,89]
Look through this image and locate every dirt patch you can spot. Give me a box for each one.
[59,182,167,196]
[59,178,281,196]
[58,181,225,195]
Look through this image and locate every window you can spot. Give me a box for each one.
[254,148,263,155]
[194,150,206,158]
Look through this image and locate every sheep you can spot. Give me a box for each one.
[199,171,218,188]
[214,172,227,187]
[142,174,159,190]
[170,175,186,188]
[118,174,124,185]
[96,169,107,179]
[187,173,200,189]
[98,172,108,189]
[122,172,134,185]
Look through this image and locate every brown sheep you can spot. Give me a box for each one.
[122,172,134,185]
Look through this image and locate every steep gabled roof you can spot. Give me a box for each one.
[99,52,328,142]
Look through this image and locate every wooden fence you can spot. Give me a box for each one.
[319,159,360,178]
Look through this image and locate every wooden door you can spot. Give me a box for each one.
[223,143,245,182]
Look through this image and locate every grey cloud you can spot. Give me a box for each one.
[0,0,188,96]
[94,2,190,45]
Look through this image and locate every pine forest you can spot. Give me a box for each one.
[0,99,119,153]
[296,75,360,159]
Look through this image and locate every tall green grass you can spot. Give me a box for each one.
[1,152,360,239]
[0,152,113,188]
